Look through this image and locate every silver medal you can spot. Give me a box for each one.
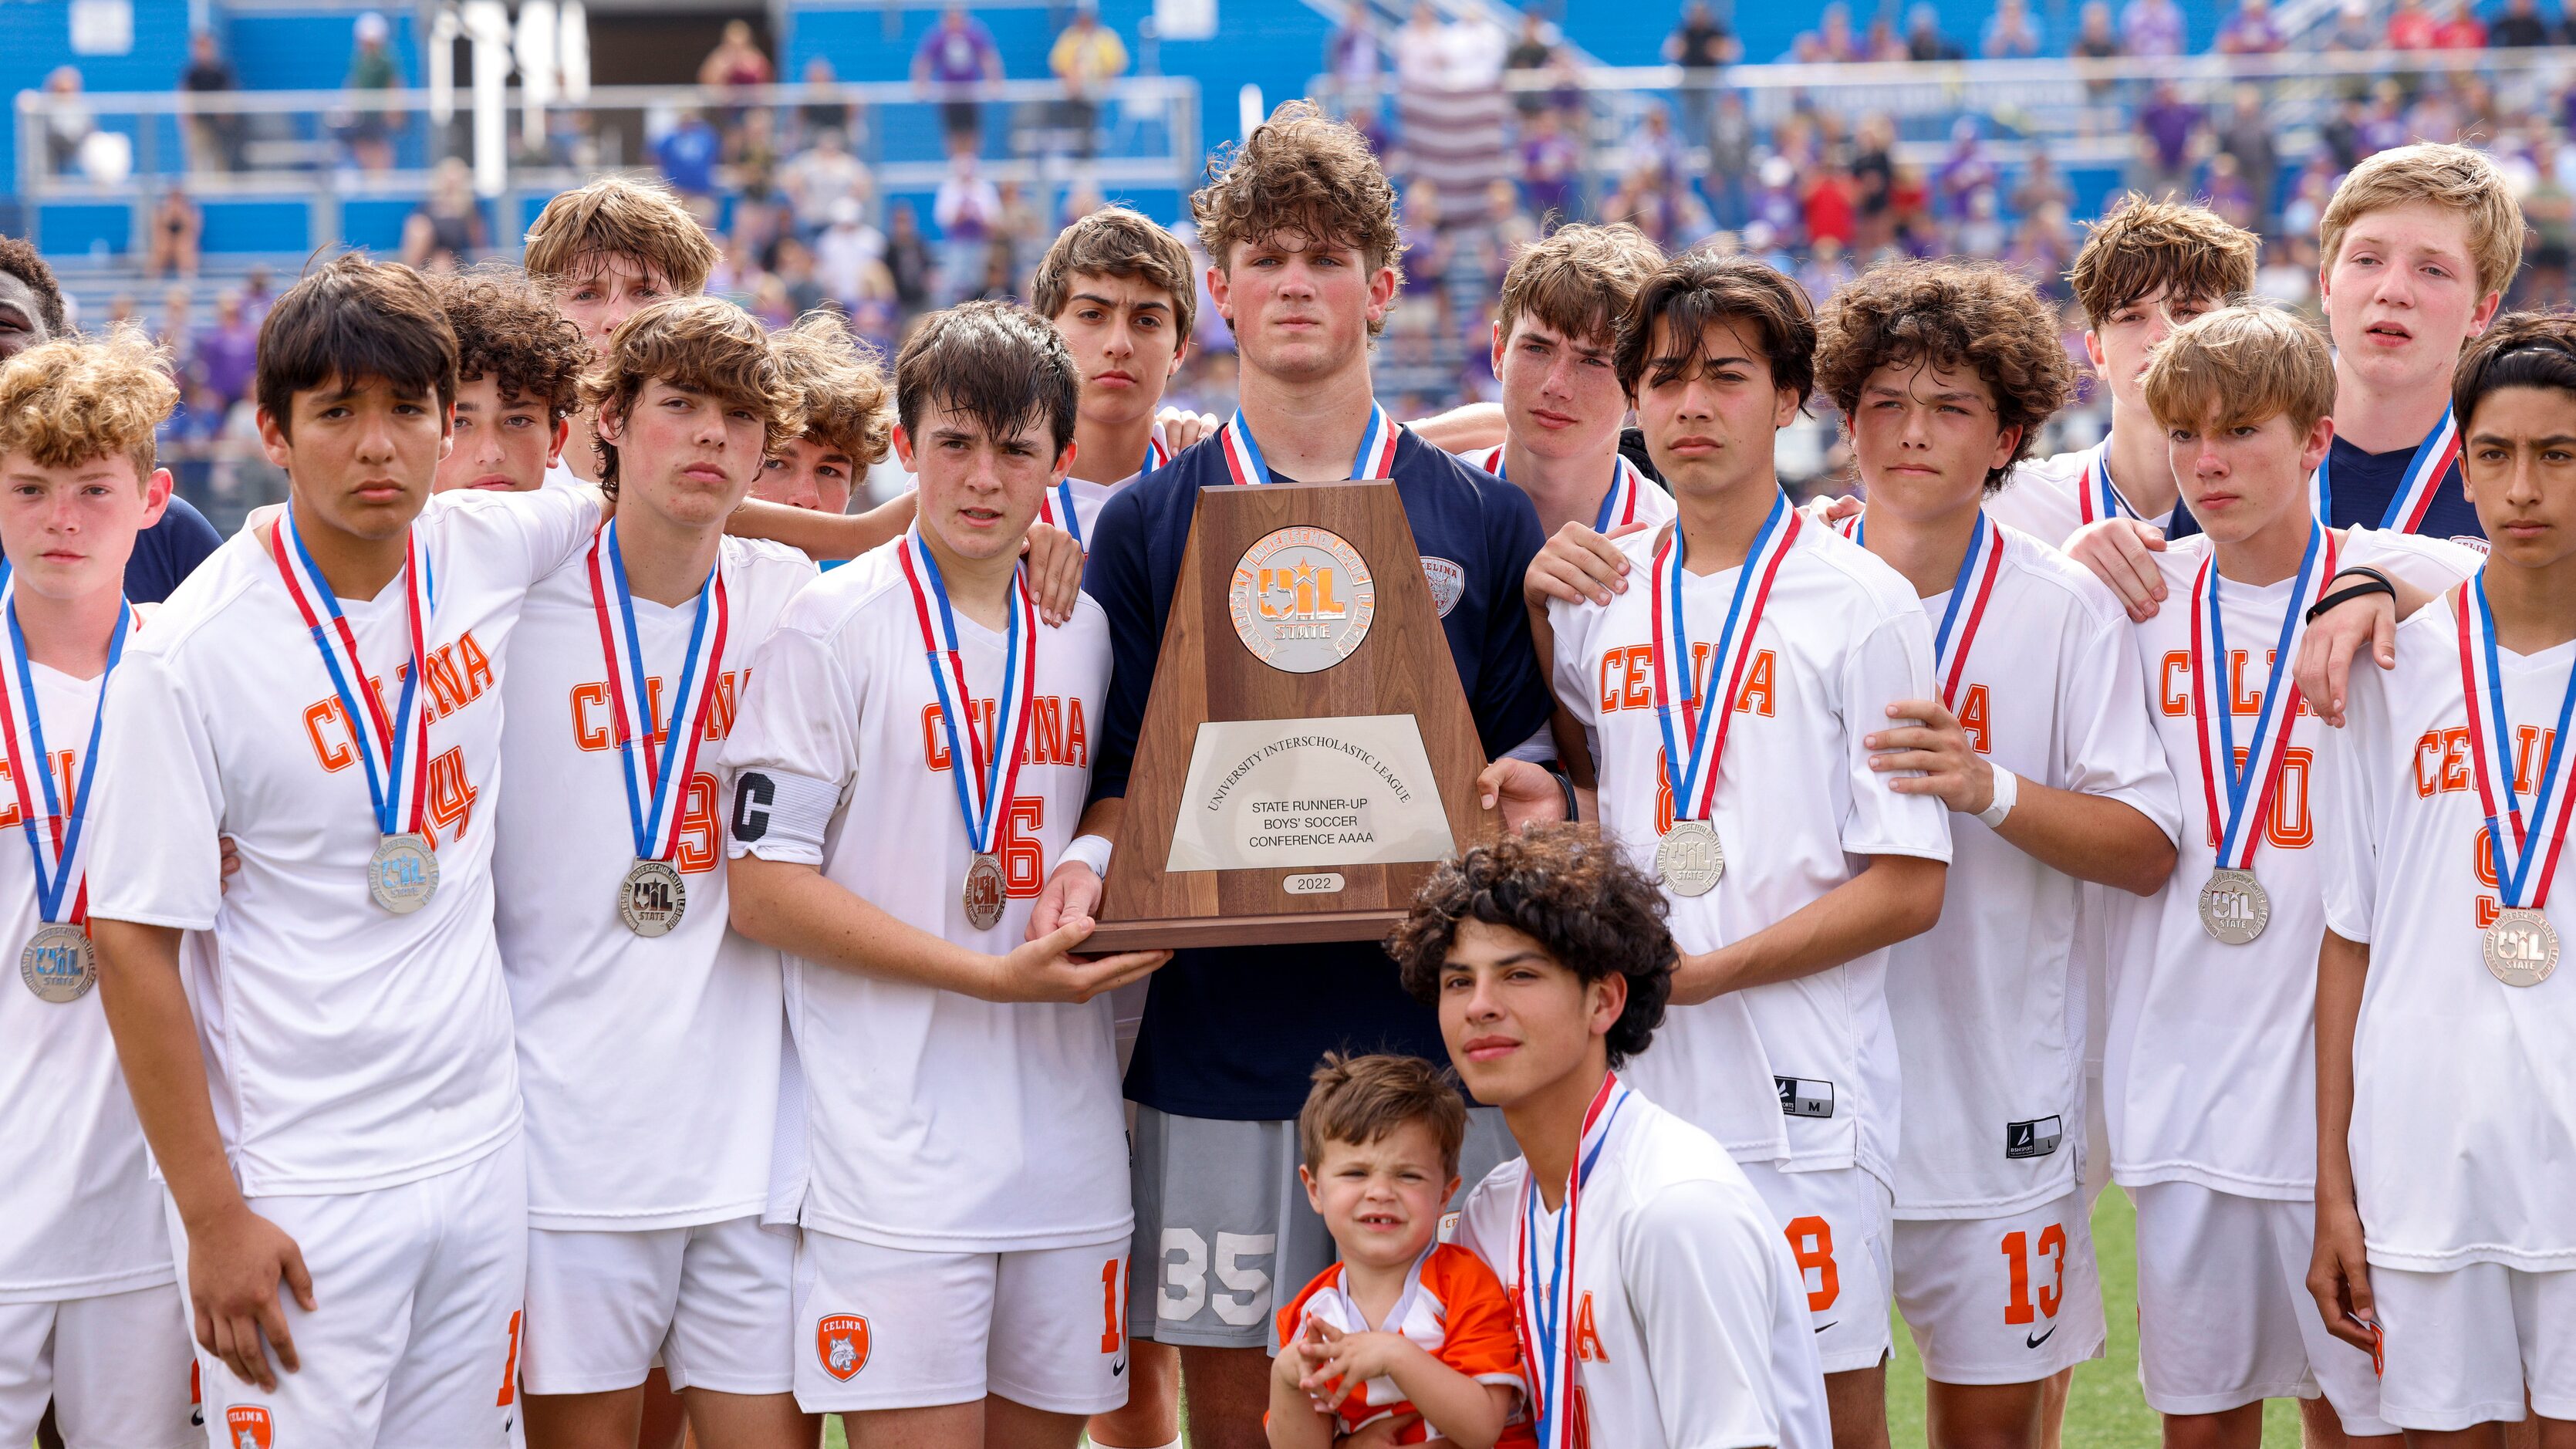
[19,922,94,1004]
[1656,819,1724,897]
[962,852,1007,931]
[368,832,440,914]
[618,858,687,937]
[2485,907,2560,988]
[2198,867,2270,945]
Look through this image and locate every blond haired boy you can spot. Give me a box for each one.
[523,176,721,485]
[761,311,893,517]
[0,331,198,1448]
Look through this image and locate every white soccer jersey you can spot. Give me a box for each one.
[1547,522,1952,1178]
[2322,594,2576,1272]
[1038,421,1169,549]
[1454,1087,1830,1449]
[1884,525,2179,1218]
[1988,444,2183,549]
[0,662,172,1302]
[2105,529,2478,1200]
[495,535,818,1231]
[89,487,601,1196]
[721,539,1128,1253]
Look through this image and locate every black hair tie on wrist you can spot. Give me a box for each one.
[2305,566,2397,624]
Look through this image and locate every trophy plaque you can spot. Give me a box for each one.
[1085,481,1501,951]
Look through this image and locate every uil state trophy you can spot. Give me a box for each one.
[1082,478,1501,951]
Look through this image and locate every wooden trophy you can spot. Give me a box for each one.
[1084,481,1501,952]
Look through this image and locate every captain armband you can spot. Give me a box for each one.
[728,768,842,865]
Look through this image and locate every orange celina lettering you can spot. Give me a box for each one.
[1957,683,1992,755]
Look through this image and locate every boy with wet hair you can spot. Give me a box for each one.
[0,329,198,1448]
[429,267,589,495]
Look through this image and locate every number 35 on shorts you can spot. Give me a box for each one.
[1158,1229,1278,1328]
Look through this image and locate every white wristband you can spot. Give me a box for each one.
[1976,766,2018,828]
[1059,833,1114,880]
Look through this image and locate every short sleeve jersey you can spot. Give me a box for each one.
[1083,424,1554,1121]
[89,487,601,1196]
[1883,526,2179,1218]
[1453,1088,1831,1449]
[721,539,1128,1251]
[1987,444,2200,548]
[495,535,818,1231]
[2321,591,2576,1272]
[2104,529,2479,1199]
[1546,521,1952,1177]
[0,663,173,1302]
[1273,1242,1534,1444]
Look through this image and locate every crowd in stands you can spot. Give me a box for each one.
[42,0,2576,488]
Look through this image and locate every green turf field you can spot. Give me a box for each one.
[825,1187,2311,1447]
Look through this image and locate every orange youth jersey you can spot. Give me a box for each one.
[1274,1241,1533,1445]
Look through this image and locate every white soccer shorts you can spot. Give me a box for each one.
[2373,1262,2576,1431]
[2130,1180,2391,1435]
[1740,1161,1895,1374]
[792,1229,1129,1416]
[0,1282,198,1447]
[1894,1189,2107,1385]
[522,1214,795,1397]
[172,1136,530,1447]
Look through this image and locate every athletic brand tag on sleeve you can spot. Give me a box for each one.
[2004,1116,2065,1160]
[1775,1076,1836,1120]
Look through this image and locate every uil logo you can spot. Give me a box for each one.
[1229,526,1376,675]
[226,1405,274,1448]
[818,1313,871,1381]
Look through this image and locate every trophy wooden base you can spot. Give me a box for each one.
[1082,907,1407,954]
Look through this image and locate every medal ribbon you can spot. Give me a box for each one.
[1832,510,2000,708]
[1474,448,1649,535]
[2458,576,2576,909]
[270,509,434,839]
[0,566,127,926]
[1218,404,1399,486]
[586,523,730,865]
[2188,524,2333,871]
[2076,441,2133,526]
[2312,405,2459,533]
[1039,427,1170,549]
[1513,1072,1630,1449]
[1651,493,1799,823]
[899,530,1038,856]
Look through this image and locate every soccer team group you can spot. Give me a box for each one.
[0,94,2568,1449]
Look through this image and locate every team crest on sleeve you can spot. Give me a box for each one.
[1420,557,1465,618]
[818,1313,872,1380]
[225,1405,275,1448]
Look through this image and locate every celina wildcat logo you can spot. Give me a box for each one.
[1228,526,1376,674]
[818,1313,871,1381]
[226,1405,274,1448]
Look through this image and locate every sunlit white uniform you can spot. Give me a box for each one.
[496,535,817,1395]
[2321,594,2576,1430]
[722,538,1129,1413]
[91,486,602,1443]
[2109,529,2475,1427]
[1883,525,2176,1383]
[0,660,194,1447]
[1454,1086,1831,1449]
[1545,520,1951,1370]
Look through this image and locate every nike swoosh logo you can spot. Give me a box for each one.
[1814,1321,1837,1334]
[1112,1361,1126,1376]
[2026,1325,2058,1349]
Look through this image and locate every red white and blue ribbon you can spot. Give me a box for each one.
[900,529,1038,857]
[1833,509,2002,708]
[1039,425,1170,549]
[0,566,126,927]
[2314,405,2460,534]
[1514,1072,1631,1449]
[587,522,729,866]
[1220,404,1399,486]
[2459,573,2576,910]
[1653,493,1799,825]
[2075,441,2135,526]
[272,508,435,840]
[2189,522,2332,870]
[1478,448,1652,534]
